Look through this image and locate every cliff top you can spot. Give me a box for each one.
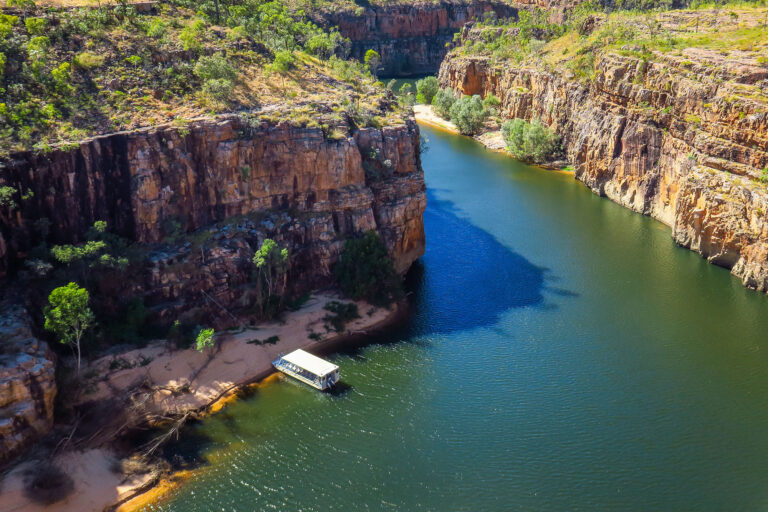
[449,2,768,102]
[0,2,407,157]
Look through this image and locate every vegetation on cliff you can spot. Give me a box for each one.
[0,0,408,157]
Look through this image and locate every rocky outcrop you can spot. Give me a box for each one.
[439,41,768,291]
[0,114,426,319]
[0,303,56,464]
[314,1,518,76]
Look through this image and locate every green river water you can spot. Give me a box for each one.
[143,124,768,512]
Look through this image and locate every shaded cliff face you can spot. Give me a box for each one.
[314,0,519,76]
[0,115,426,318]
[0,303,56,464]
[440,37,768,291]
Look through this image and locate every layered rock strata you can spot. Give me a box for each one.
[314,0,519,76]
[0,114,426,317]
[0,303,56,464]
[440,41,768,291]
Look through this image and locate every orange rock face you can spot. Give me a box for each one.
[0,116,426,316]
[439,45,768,292]
[314,0,518,75]
[0,303,56,464]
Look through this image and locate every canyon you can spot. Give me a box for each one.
[438,10,768,292]
[313,0,520,76]
[0,110,426,462]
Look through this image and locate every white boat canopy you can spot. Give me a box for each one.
[281,349,338,377]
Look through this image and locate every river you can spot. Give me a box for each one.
[142,124,768,512]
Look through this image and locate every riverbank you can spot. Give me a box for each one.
[0,293,402,512]
[413,105,569,172]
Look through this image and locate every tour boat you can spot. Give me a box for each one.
[272,349,340,390]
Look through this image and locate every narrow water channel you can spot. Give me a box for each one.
[143,125,768,512]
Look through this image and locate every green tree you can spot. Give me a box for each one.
[253,238,290,316]
[501,118,560,163]
[267,50,295,91]
[44,283,94,374]
[334,231,401,306]
[416,76,439,104]
[364,49,381,77]
[431,88,457,119]
[449,94,488,135]
[195,327,215,352]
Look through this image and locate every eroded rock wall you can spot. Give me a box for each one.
[0,115,426,317]
[439,48,768,291]
[315,0,519,76]
[0,303,56,464]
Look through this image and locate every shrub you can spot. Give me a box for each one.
[73,51,105,70]
[146,18,166,38]
[334,231,402,306]
[195,327,215,352]
[449,94,488,135]
[501,118,560,163]
[761,167,768,184]
[415,76,439,104]
[194,53,237,82]
[195,53,237,101]
[431,88,457,119]
[482,94,501,113]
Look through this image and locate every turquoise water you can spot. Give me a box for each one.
[145,125,768,512]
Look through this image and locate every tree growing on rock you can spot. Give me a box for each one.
[44,282,94,374]
[364,49,381,78]
[253,239,290,317]
[266,50,295,92]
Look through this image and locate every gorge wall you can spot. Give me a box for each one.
[0,302,56,464]
[0,114,426,321]
[439,39,768,291]
[314,0,519,76]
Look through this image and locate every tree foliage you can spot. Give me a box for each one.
[449,94,488,135]
[253,238,290,317]
[44,282,94,374]
[415,76,439,104]
[195,327,215,352]
[364,49,381,77]
[501,118,560,163]
[431,88,457,119]
[334,231,402,306]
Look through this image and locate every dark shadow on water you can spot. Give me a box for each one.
[339,191,553,355]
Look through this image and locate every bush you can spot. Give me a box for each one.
[449,94,488,135]
[72,51,105,70]
[334,231,402,306]
[194,53,237,82]
[501,118,560,163]
[431,88,457,119]
[416,76,439,104]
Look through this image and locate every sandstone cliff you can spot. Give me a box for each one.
[314,0,519,76]
[439,11,768,291]
[0,113,426,320]
[0,302,56,464]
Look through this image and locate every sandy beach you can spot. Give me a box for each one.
[0,293,400,512]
